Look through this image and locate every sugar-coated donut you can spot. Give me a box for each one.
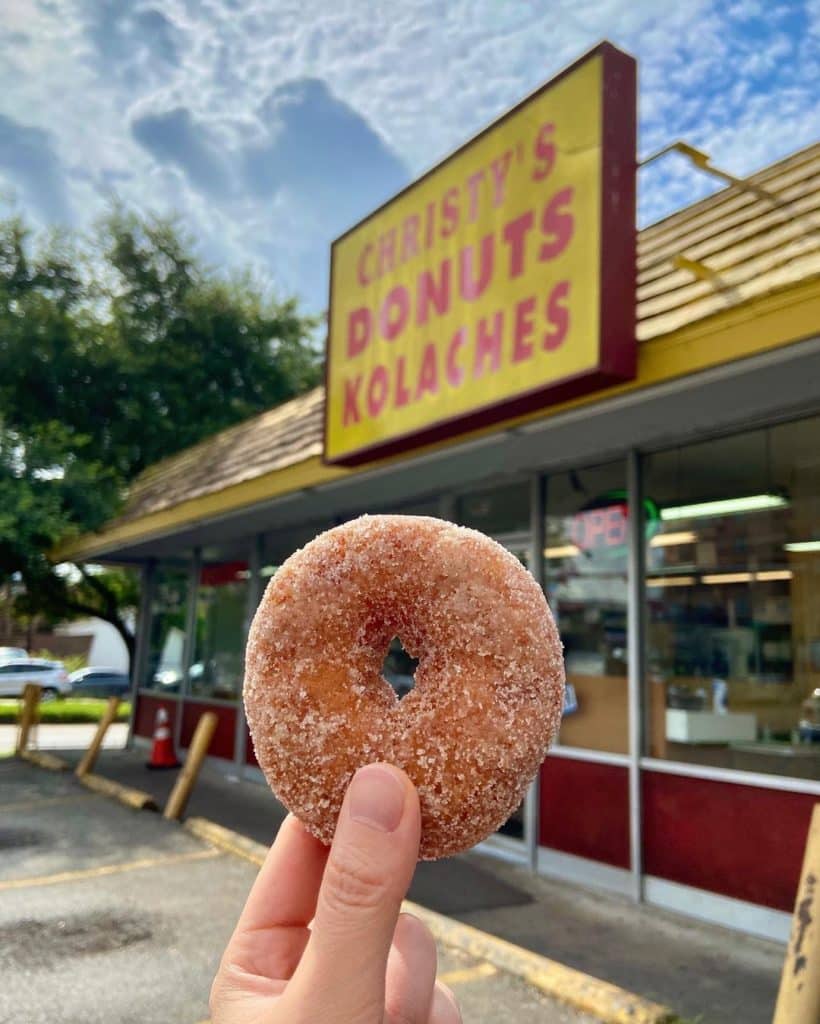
[244,514,565,859]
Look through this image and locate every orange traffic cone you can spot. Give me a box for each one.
[146,707,179,770]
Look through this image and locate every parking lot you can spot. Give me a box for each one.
[0,757,600,1024]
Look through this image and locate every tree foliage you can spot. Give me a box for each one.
[0,210,321,662]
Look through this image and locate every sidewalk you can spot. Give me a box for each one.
[0,722,129,755]
[54,745,785,1024]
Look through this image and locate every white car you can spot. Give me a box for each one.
[0,658,71,699]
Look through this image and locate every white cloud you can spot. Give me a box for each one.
[0,0,816,307]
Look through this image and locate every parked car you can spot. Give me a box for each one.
[0,646,28,662]
[0,658,70,699]
[69,667,131,698]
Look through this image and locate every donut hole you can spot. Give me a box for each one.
[381,635,418,701]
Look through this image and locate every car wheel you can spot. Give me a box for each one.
[41,687,60,702]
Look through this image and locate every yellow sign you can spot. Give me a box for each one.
[325,43,636,465]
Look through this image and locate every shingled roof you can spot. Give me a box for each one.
[637,142,820,339]
[122,386,325,523]
[112,142,820,528]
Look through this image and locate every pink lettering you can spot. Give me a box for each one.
[532,122,555,181]
[379,285,410,341]
[473,312,503,378]
[347,307,372,358]
[446,328,466,387]
[367,365,389,417]
[415,343,439,399]
[357,243,374,286]
[424,200,436,248]
[502,210,534,278]
[459,234,493,301]
[378,229,396,275]
[512,296,536,363]
[343,376,362,425]
[466,170,484,222]
[416,260,451,325]
[441,187,459,238]
[539,188,574,261]
[490,150,513,206]
[401,215,420,262]
[543,281,570,351]
[395,355,411,407]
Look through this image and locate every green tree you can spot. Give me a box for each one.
[0,211,321,664]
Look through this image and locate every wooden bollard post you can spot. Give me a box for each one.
[75,696,120,778]
[16,683,41,756]
[163,711,218,821]
[774,804,820,1024]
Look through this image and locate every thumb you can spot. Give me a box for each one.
[289,763,420,1022]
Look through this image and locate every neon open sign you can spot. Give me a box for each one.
[570,502,628,551]
[570,491,660,553]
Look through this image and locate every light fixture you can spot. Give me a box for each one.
[646,568,793,587]
[646,575,697,587]
[701,570,793,584]
[543,544,580,559]
[260,565,278,577]
[785,540,820,553]
[702,572,753,584]
[650,531,697,548]
[661,493,788,522]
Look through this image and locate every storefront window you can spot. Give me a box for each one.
[456,481,530,535]
[393,498,441,517]
[141,564,189,693]
[188,561,249,701]
[644,415,820,780]
[544,461,628,754]
[456,481,530,839]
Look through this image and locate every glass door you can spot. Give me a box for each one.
[488,531,535,856]
[453,484,537,863]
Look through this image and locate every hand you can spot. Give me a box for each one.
[211,763,462,1024]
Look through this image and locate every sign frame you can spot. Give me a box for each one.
[323,41,637,467]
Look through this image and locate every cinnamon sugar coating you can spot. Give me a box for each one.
[244,514,564,859]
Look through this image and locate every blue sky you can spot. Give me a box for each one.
[1,0,817,312]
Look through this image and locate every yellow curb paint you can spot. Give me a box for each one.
[0,793,93,814]
[78,771,158,811]
[403,901,676,1024]
[183,817,676,1024]
[438,962,498,986]
[184,817,266,867]
[0,847,220,892]
[20,750,70,772]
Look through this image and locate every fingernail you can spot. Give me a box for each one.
[348,764,405,833]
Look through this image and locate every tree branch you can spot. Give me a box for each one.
[76,563,118,616]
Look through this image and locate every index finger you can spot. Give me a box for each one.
[223,814,329,980]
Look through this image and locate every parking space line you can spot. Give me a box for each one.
[0,793,93,814]
[0,847,220,891]
[438,962,499,987]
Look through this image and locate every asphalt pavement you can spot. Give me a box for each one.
[0,758,598,1024]
[5,729,788,1024]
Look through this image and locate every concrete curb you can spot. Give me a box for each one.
[184,817,676,1024]
[405,901,676,1024]
[78,771,158,812]
[20,750,70,772]
[185,817,266,865]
